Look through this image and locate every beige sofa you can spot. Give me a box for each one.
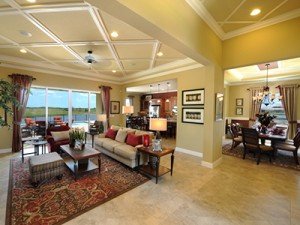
[94,125,154,168]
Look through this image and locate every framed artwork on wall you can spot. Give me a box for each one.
[182,108,204,124]
[236,107,243,115]
[215,93,224,121]
[182,89,204,105]
[236,98,243,106]
[110,101,120,114]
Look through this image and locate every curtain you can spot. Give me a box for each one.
[278,84,299,139]
[100,86,111,129]
[10,74,35,152]
[248,87,263,124]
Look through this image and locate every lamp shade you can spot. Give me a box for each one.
[122,106,134,114]
[97,114,107,122]
[149,118,167,131]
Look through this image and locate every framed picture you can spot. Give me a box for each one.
[145,95,152,101]
[110,101,120,114]
[236,107,243,115]
[182,89,204,105]
[215,93,224,121]
[236,98,243,106]
[182,108,204,124]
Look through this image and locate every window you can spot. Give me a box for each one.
[125,96,133,106]
[72,91,89,125]
[90,93,96,121]
[48,89,69,124]
[260,94,287,124]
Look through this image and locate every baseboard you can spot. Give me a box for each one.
[201,157,223,168]
[0,148,11,154]
[175,147,203,157]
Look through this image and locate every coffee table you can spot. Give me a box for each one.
[137,146,175,184]
[60,144,101,180]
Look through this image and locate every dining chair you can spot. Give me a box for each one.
[229,124,242,150]
[274,131,300,165]
[241,128,274,165]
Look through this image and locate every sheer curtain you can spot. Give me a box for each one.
[10,74,35,152]
[278,84,299,139]
[248,87,263,125]
[100,86,111,129]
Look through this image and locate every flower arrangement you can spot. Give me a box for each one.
[69,127,85,149]
[255,112,276,127]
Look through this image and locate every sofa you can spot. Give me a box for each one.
[94,125,154,168]
[46,125,70,152]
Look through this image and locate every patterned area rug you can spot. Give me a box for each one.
[222,143,300,171]
[6,155,149,225]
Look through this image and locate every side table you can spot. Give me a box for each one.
[85,131,99,148]
[137,146,175,184]
[21,136,40,163]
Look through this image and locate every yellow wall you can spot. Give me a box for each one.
[226,79,300,120]
[0,67,122,150]
[223,17,300,69]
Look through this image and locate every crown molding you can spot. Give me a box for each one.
[185,0,225,39]
[223,8,300,40]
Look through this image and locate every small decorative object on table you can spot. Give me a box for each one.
[69,127,85,150]
[255,112,276,134]
[142,134,150,147]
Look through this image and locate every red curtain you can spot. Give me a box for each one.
[10,74,35,152]
[100,86,111,129]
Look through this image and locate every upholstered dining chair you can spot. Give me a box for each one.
[274,130,300,165]
[229,124,242,150]
[241,128,274,165]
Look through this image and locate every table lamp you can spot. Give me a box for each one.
[122,106,134,115]
[149,118,167,151]
[95,114,107,133]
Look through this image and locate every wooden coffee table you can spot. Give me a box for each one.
[137,146,175,184]
[60,144,101,180]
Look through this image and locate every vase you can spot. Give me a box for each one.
[75,139,84,150]
[69,139,75,148]
[261,125,267,134]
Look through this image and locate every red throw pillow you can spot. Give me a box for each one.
[126,133,142,147]
[105,128,117,140]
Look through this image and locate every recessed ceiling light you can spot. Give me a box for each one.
[250,8,261,16]
[111,31,119,38]
[20,49,27,54]
[27,0,36,3]
[19,30,32,37]
[112,70,117,73]
[157,52,163,57]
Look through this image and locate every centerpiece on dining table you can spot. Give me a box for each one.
[69,127,85,150]
[255,112,276,134]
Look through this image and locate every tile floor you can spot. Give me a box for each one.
[0,138,299,225]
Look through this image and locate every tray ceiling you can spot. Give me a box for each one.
[0,0,197,83]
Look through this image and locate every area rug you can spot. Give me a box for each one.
[6,155,149,225]
[222,143,300,171]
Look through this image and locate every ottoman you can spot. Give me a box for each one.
[29,152,65,187]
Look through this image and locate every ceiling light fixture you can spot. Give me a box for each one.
[252,63,282,106]
[27,0,36,3]
[111,31,119,38]
[112,70,117,73]
[20,49,27,54]
[19,30,32,37]
[250,8,261,16]
[157,52,163,57]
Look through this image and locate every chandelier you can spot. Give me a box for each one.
[252,63,282,106]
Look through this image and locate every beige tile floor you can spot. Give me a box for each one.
[0,138,300,225]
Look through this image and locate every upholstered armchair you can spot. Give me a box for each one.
[46,125,70,152]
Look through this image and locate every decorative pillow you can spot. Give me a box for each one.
[126,133,142,147]
[111,125,120,131]
[105,128,117,140]
[115,129,128,143]
[51,131,69,141]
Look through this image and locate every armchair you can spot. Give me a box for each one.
[46,125,70,152]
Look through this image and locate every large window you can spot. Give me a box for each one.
[24,88,46,125]
[260,94,287,124]
[23,87,99,129]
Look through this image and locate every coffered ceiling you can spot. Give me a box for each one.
[0,0,198,83]
[187,0,300,39]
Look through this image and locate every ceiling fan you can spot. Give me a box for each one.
[84,50,97,64]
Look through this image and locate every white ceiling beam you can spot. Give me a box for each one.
[88,5,125,75]
[149,41,161,69]
[259,0,288,22]
[219,0,246,27]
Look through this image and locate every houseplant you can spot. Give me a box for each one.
[0,79,19,127]
[69,127,85,150]
[255,112,276,133]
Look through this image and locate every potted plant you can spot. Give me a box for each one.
[255,112,276,133]
[0,79,19,127]
[69,127,85,150]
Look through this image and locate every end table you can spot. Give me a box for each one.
[137,146,175,184]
